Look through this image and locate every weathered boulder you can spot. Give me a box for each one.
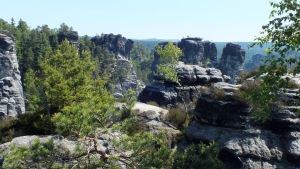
[140,63,229,106]
[138,82,178,106]
[132,102,180,137]
[219,43,245,84]
[91,34,137,97]
[0,32,25,119]
[91,34,134,60]
[176,62,226,85]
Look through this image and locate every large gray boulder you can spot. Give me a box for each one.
[219,43,245,84]
[0,32,25,119]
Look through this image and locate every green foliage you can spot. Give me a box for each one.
[37,40,114,137]
[155,42,183,83]
[167,107,186,128]
[118,132,173,168]
[3,138,69,169]
[172,142,224,169]
[130,42,154,84]
[0,117,17,143]
[211,88,226,100]
[247,0,300,120]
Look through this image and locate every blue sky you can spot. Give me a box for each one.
[1,0,272,42]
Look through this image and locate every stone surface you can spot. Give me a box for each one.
[181,81,300,169]
[219,43,245,84]
[0,32,25,119]
[176,62,224,85]
[132,102,180,136]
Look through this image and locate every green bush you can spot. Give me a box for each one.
[0,117,17,143]
[167,107,186,128]
[211,88,226,100]
[172,142,224,169]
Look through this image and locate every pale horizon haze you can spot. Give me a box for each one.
[1,0,273,42]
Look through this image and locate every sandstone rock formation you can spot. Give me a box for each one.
[219,43,245,84]
[58,31,79,47]
[151,37,218,73]
[181,82,300,169]
[0,32,25,119]
[139,62,229,106]
[91,34,134,60]
[91,34,138,98]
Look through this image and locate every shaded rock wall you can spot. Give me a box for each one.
[0,32,25,119]
[219,43,245,84]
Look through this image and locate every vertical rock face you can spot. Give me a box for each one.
[203,41,218,65]
[0,32,25,119]
[91,34,137,97]
[177,38,205,65]
[219,43,245,84]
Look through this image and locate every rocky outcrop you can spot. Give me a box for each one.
[181,82,300,169]
[0,32,25,119]
[151,38,217,72]
[91,34,137,98]
[177,38,205,65]
[219,43,245,84]
[91,34,134,60]
[139,63,229,106]
[58,31,79,47]
[203,41,218,66]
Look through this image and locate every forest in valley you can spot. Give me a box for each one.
[1,0,300,168]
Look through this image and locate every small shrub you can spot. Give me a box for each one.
[0,117,17,143]
[146,101,160,107]
[167,107,186,128]
[115,97,127,103]
[237,69,259,83]
[211,88,226,100]
[172,142,224,169]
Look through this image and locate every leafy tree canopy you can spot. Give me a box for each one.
[155,42,183,84]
